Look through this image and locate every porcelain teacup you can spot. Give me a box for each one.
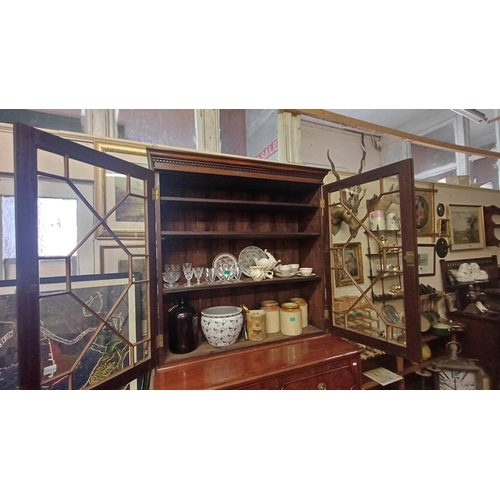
[277,265,291,275]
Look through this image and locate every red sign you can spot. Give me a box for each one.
[256,139,278,160]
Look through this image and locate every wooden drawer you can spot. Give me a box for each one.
[277,359,359,390]
[238,357,360,390]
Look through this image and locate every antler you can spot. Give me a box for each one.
[371,135,382,151]
[326,149,341,182]
[359,134,366,174]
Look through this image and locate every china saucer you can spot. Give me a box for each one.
[274,271,298,278]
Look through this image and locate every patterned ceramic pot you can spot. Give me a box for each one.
[200,306,243,347]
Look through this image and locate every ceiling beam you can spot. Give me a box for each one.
[284,109,500,161]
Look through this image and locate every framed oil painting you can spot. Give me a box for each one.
[94,140,149,239]
[333,242,364,287]
[417,244,436,276]
[415,188,435,237]
[449,204,485,251]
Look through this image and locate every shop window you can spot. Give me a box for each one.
[412,143,457,181]
[470,157,499,190]
[412,122,458,181]
[115,109,196,149]
[0,109,84,133]
[2,196,78,279]
[220,109,278,160]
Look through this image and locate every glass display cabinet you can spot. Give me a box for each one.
[323,159,422,363]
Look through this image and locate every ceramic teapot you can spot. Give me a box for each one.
[255,249,280,273]
[249,265,273,281]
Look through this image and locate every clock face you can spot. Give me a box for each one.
[439,370,476,390]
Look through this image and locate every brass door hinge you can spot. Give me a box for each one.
[152,187,160,201]
[156,334,164,348]
[404,251,415,266]
[320,199,325,209]
[324,309,330,320]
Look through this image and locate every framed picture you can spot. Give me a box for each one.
[0,273,140,390]
[99,243,147,276]
[415,188,435,237]
[333,242,364,287]
[417,244,436,276]
[449,204,485,251]
[445,292,459,313]
[94,140,149,239]
[437,218,450,237]
[99,242,148,332]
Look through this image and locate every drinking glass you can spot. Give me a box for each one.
[205,267,216,283]
[217,262,234,282]
[193,266,204,285]
[163,264,181,288]
[183,267,194,286]
[182,262,192,272]
[232,264,242,282]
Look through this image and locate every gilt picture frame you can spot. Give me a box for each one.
[332,242,364,287]
[94,140,149,239]
[415,188,435,238]
[449,204,485,251]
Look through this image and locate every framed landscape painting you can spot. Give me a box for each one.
[449,204,485,251]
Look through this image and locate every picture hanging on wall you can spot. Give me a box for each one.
[415,188,435,237]
[437,218,450,237]
[417,244,436,276]
[449,204,485,251]
[332,242,364,287]
[94,141,148,239]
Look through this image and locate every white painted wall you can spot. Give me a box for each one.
[301,119,382,173]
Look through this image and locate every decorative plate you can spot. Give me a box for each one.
[437,203,445,217]
[212,252,238,271]
[435,238,449,258]
[383,304,401,324]
[238,246,267,277]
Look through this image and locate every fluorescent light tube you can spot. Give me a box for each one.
[451,109,488,123]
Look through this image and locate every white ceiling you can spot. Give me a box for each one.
[327,109,497,150]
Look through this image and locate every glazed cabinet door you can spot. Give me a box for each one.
[324,159,421,363]
[13,123,158,389]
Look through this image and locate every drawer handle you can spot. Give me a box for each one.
[318,382,327,390]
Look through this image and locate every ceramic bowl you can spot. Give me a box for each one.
[200,306,243,347]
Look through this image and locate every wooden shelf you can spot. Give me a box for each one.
[163,325,325,364]
[160,231,321,239]
[367,271,403,279]
[160,196,319,212]
[366,251,401,257]
[162,275,322,295]
[373,295,404,302]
